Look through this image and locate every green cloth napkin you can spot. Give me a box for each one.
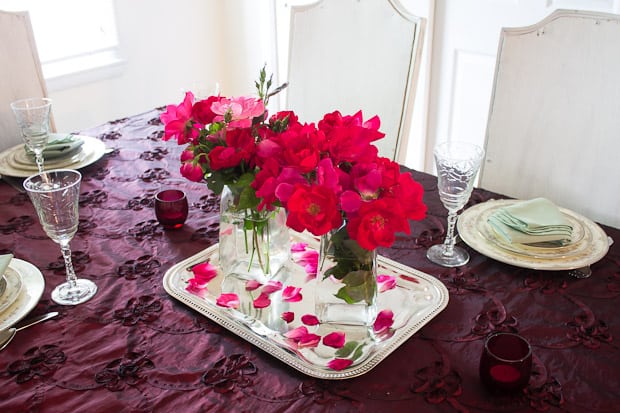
[25,134,84,159]
[0,253,13,276]
[488,198,573,244]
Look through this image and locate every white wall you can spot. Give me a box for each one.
[46,0,278,133]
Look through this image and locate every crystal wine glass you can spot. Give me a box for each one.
[10,97,53,174]
[23,169,97,305]
[426,141,485,267]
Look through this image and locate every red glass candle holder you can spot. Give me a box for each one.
[479,332,532,394]
[155,189,188,229]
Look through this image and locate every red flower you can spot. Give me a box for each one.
[208,128,256,170]
[180,162,204,182]
[286,184,343,236]
[192,95,220,125]
[347,199,410,250]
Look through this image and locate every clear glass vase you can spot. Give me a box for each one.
[315,223,377,327]
[218,185,290,284]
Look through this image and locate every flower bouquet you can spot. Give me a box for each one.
[160,67,427,325]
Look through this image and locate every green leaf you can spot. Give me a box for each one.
[335,341,359,358]
[334,270,376,304]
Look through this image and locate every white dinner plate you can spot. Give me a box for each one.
[0,259,45,330]
[0,267,22,314]
[0,135,106,178]
[457,199,610,270]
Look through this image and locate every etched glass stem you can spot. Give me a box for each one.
[33,149,45,173]
[442,210,458,257]
[60,241,78,288]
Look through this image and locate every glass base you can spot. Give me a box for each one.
[51,278,97,305]
[427,244,470,267]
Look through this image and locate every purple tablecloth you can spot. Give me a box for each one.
[0,109,618,412]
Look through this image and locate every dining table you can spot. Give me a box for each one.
[0,107,618,413]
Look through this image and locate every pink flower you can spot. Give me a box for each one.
[301,314,320,326]
[284,326,309,340]
[261,280,283,295]
[327,358,353,371]
[253,292,271,309]
[377,274,397,293]
[211,96,265,129]
[160,91,200,144]
[281,312,294,323]
[216,293,240,309]
[373,309,394,334]
[322,332,346,348]
[245,280,262,291]
[282,286,302,302]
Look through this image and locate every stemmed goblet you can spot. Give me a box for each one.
[23,169,97,305]
[427,141,485,267]
[10,97,53,174]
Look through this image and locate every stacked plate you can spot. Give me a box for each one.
[0,257,45,330]
[0,134,106,178]
[457,199,610,270]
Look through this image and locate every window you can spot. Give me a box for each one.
[0,0,124,91]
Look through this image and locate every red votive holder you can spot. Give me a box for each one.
[479,332,532,394]
[155,189,188,229]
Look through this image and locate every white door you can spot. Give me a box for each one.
[423,0,620,172]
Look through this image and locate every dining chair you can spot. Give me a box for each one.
[280,0,425,162]
[0,10,54,153]
[479,9,620,229]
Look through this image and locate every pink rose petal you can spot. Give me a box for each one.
[322,332,346,348]
[192,262,218,283]
[253,292,272,309]
[185,280,208,298]
[281,311,294,323]
[282,286,302,302]
[327,358,353,371]
[301,314,320,326]
[261,280,283,295]
[284,326,309,340]
[373,309,394,334]
[377,274,397,293]
[298,333,321,348]
[216,293,239,309]
[245,280,262,291]
[291,242,308,252]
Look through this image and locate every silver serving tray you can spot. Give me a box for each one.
[163,232,449,380]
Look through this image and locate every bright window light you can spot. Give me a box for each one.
[0,0,123,90]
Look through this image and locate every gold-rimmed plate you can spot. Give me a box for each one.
[0,135,106,178]
[457,199,610,270]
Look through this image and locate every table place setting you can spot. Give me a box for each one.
[0,254,45,332]
[0,97,107,179]
[457,198,610,271]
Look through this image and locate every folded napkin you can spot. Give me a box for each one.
[25,134,84,159]
[488,198,573,244]
[0,254,12,276]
